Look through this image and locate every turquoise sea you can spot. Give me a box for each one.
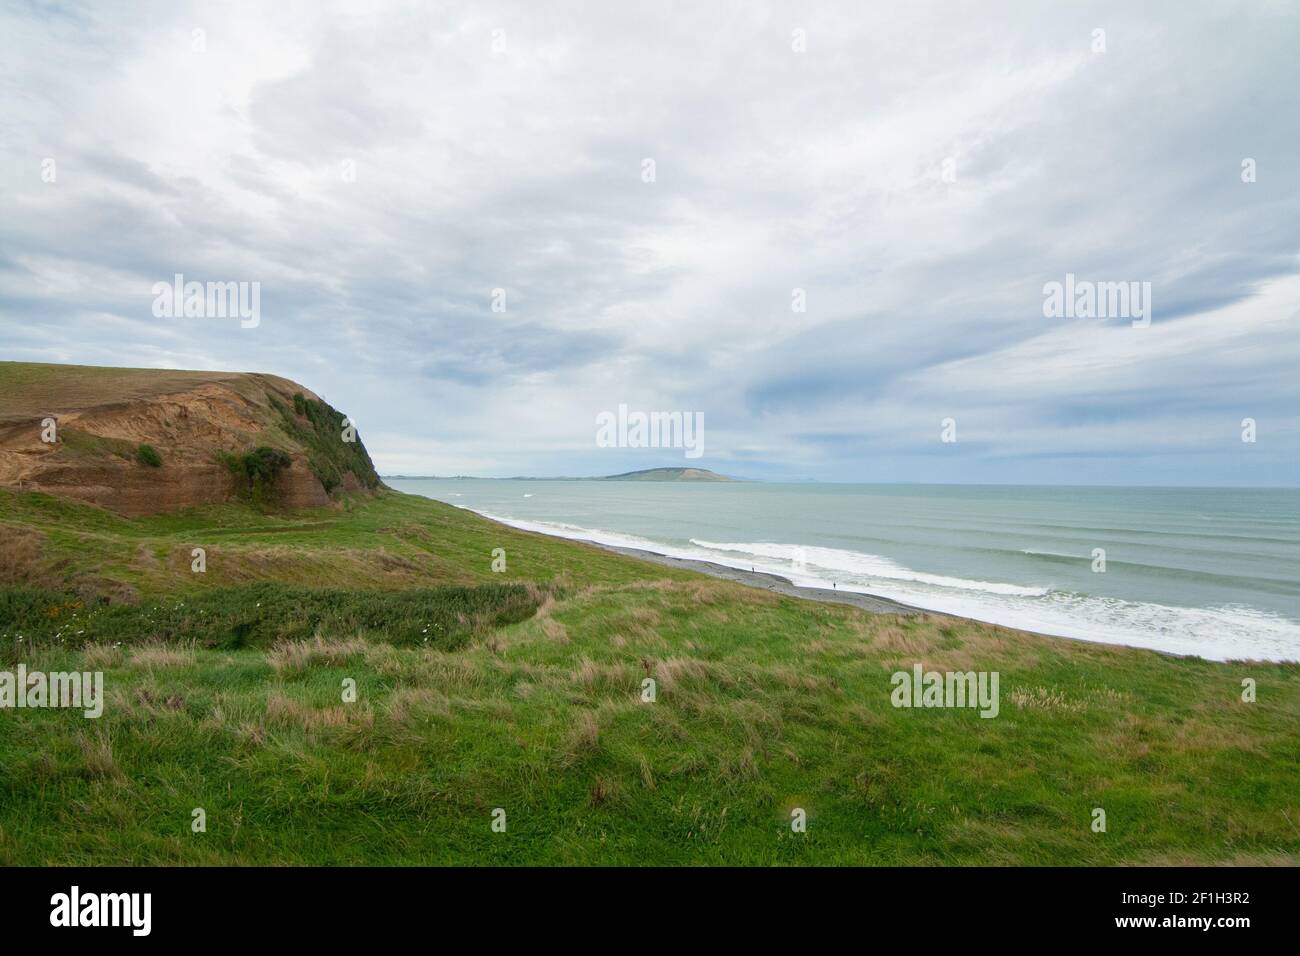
[388,479,1300,662]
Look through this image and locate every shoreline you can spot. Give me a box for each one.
[429,496,1298,664]
[462,504,1186,652]
[505,518,1285,664]
[526,527,1297,665]
[588,540,1228,663]
[596,543,925,616]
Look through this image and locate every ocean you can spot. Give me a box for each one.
[387,479,1300,662]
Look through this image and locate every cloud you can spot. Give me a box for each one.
[1,0,1297,484]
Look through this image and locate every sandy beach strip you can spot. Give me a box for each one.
[597,543,922,615]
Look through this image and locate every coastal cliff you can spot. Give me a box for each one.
[0,361,380,515]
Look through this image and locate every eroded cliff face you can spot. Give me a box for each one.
[0,362,380,516]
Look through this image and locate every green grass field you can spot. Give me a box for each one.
[0,360,296,422]
[1,488,1297,865]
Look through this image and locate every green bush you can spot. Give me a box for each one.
[218,446,292,503]
[0,582,545,652]
[135,444,162,467]
[271,394,381,493]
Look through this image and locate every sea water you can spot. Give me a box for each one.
[388,479,1300,662]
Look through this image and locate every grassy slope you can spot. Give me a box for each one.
[0,361,271,421]
[1,488,1297,865]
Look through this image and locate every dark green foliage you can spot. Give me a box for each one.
[218,446,292,504]
[135,443,162,467]
[0,587,103,630]
[0,581,545,654]
[271,393,381,494]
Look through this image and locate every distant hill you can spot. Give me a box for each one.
[383,468,740,481]
[599,467,734,482]
[0,360,381,515]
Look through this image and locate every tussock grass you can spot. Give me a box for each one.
[81,643,124,668]
[265,691,374,731]
[130,641,197,669]
[0,486,1296,865]
[0,527,45,586]
[75,731,125,784]
[384,686,450,724]
[267,635,368,675]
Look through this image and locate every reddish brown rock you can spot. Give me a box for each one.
[0,362,379,516]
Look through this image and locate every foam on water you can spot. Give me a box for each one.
[481,511,1300,662]
[691,540,1049,596]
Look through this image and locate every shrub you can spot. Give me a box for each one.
[218,446,292,504]
[271,394,381,493]
[136,444,162,467]
[0,582,547,652]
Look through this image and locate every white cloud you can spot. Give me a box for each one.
[1,0,1297,483]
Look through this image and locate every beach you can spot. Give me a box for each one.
[388,477,1300,663]
[597,543,922,615]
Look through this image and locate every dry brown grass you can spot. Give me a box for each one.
[409,653,485,691]
[1094,712,1162,763]
[595,577,772,606]
[565,709,601,759]
[267,634,368,675]
[129,641,196,669]
[132,685,188,717]
[81,643,124,668]
[604,605,662,644]
[765,664,832,692]
[638,753,656,789]
[0,526,44,584]
[569,656,636,693]
[177,545,456,590]
[1010,685,1085,713]
[598,579,685,594]
[519,592,570,644]
[539,616,568,642]
[852,614,1047,673]
[1169,717,1265,754]
[653,656,711,695]
[867,624,935,656]
[235,720,267,747]
[385,686,450,724]
[76,731,125,783]
[266,691,374,730]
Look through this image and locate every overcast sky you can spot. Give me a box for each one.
[1,1,1297,483]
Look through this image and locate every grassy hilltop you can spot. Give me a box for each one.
[0,365,1297,866]
[0,360,380,516]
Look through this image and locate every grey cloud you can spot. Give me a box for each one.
[0,0,1297,484]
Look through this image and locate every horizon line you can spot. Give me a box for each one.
[380,475,1300,490]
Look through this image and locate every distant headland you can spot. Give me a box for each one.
[382,467,738,482]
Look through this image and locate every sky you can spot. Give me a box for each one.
[1,0,1297,484]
